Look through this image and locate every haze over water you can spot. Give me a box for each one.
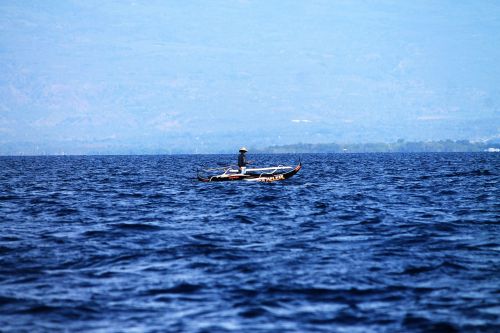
[1,153,499,332]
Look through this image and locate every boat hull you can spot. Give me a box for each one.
[198,163,301,182]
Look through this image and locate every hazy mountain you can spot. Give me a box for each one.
[1,1,499,154]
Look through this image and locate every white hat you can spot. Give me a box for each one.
[239,147,248,152]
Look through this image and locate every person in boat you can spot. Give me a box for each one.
[238,147,250,174]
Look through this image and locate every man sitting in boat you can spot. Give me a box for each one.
[238,147,250,174]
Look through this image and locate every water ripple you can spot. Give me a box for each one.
[0,153,499,332]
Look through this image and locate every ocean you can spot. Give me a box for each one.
[0,153,499,332]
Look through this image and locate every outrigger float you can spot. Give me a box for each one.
[197,162,302,182]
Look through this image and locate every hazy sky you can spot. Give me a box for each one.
[1,0,499,154]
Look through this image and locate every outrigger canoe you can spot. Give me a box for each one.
[198,162,301,182]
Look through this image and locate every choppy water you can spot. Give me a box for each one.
[0,153,499,332]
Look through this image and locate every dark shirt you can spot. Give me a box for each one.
[238,153,248,168]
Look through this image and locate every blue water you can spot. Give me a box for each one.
[0,153,499,332]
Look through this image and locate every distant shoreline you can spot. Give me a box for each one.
[1,139,500,156]
[257,140,500,154]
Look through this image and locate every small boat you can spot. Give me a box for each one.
[197,162,302,182]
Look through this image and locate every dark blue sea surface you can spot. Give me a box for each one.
[0,153,499,332]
